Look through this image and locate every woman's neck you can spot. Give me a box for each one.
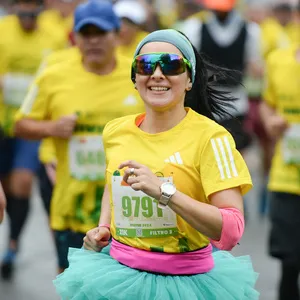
[140,105,187,134]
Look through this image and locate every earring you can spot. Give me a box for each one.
[186,81,192,91]
[186,85,192,91]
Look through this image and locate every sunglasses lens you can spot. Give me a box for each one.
[161,54,186,75]
[133,53,187,76]
[134,55,155,75]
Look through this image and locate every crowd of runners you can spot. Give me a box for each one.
[0,0,300,299]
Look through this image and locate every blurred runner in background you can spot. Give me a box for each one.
[0,0,65,280]
[14,0,144,274]
[260,4,300,297]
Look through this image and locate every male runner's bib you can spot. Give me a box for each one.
[69,135,105,181]
[112,176,178,238]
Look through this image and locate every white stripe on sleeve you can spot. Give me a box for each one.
[223,136,238,177]
[211,138,225,180]
[216,137,231,179]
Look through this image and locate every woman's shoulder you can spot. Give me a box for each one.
[103,114,140,138]
[189,109,228,135]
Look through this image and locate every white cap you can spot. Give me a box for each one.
[114,0,147,25]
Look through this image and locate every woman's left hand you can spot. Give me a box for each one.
[119,160,162,199]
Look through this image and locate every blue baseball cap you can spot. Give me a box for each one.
[74,0,120,32]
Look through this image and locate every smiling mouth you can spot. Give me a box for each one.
[149,87,170,91]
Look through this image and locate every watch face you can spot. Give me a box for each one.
[163,182,176,195]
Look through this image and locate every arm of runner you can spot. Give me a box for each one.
[15,114,78,140]
[120,160,243,241]
[14,66,77,140]
[83,185,111,252]
[260,102,289,139]
[120,129,251,245]
[0,182,6,224]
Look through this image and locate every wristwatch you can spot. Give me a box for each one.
[158,182,177,208]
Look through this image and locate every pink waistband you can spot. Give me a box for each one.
[110,239,214,275]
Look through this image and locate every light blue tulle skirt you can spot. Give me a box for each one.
[53,246,259,300]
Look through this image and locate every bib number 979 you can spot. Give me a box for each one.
[122,196,163,218]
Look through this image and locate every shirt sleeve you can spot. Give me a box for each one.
[200,128,252,198]
[15,70,52,121]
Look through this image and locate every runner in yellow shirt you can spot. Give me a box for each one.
[53,28,258,300]
[14,0,144,274]
[260,42,300,300]
[0,0,64,280]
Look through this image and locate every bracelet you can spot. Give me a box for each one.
[98,223,111,231]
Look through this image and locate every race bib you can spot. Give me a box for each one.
[112,176,178,238]
[2,73,34,107]
[282,124,300,165]
[69,135,105,181]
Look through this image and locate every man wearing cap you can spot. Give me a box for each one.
[181,0,262,155]
[14,0,144,274]
[114,0,149,58]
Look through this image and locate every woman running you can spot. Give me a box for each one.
[54,29,259,300]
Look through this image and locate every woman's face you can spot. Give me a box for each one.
[135,42,192,112]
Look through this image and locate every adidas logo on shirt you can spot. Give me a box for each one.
[164,152,183,165]
[123,95,138,106]
[210,136,238,180]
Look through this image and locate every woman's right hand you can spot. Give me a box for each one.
[83,227,111,252]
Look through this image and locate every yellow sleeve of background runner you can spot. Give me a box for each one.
[262,53,276,108]
[199,128,252,198]
[15,70,51,121]
[39,138,56,164]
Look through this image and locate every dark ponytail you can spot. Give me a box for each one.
[182,34,240,123]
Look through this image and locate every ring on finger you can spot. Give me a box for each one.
[129,168,135,176]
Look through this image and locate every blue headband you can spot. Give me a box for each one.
[133,29,196,83]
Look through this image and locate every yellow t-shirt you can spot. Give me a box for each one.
[287,23,300,46]
[117,31,148,59]
[263,46,300,195]
[38,9,74,47]
[103,109,252,253]
[0,15,65,135]
[16,55,144,233]
[37,47,81,164]
[260,18,293,59]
